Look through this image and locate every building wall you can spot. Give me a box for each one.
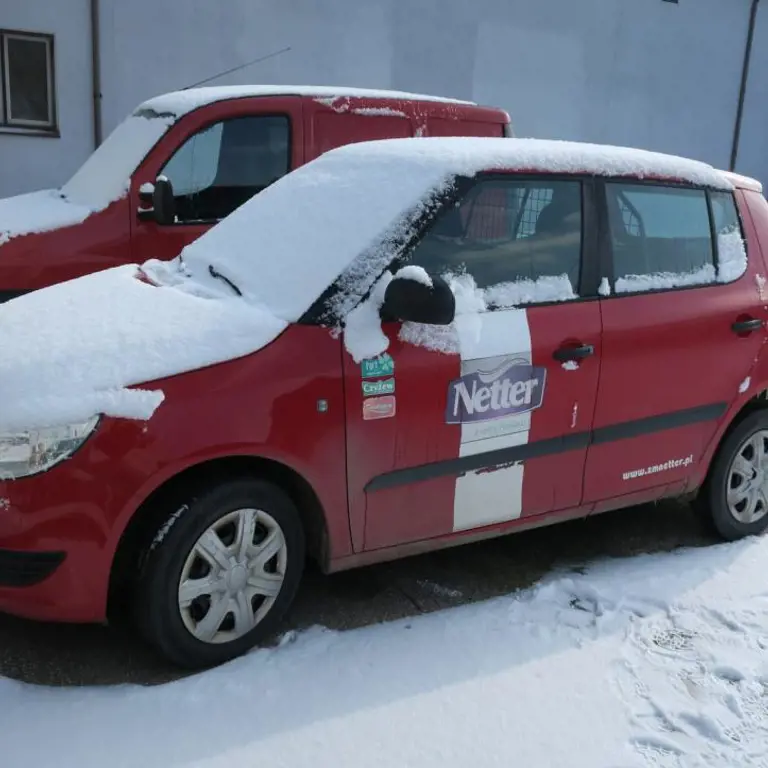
[0,0,94,197]
[1,0,765,198]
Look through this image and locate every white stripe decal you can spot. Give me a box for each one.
[451,309,534,532]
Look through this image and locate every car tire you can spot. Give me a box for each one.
[134,478,305,669]
[698,409,768,541]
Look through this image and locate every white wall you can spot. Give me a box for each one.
[2,0,765,196]
[0,0,94,196]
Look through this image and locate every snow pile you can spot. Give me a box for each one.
[136,85,474,120]
[0,265,286,432]
[3,535,768,767]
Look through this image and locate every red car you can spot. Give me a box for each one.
[0,85,510,300]
[0,136,766,669]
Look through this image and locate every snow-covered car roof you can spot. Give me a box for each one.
[136,85,476,119]
[178,135,735,322]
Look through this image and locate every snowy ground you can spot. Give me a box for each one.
[2,535,768,768]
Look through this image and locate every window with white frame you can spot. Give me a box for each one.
[0,29,56,132]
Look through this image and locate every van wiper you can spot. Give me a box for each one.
[208,264,242,296]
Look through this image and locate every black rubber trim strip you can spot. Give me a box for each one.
[365,401,729,493]
[366,432,590,492]
[589,402,728,446]
[0,290,30,304]
[0,548,66,587]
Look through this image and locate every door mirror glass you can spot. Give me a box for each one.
[382,273,455,325]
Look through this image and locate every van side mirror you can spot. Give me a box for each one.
[381,273,455,325]
[137,176,176,225]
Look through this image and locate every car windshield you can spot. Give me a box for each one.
[59,110,175,211]
[177,145,455,324]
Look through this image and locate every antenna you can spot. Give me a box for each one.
[182,46,292,89]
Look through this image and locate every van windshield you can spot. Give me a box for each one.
[60,110,175,211]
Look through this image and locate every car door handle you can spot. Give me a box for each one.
[553,344,594,362]
[732,318,763,334]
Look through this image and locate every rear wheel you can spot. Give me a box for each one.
[699,410,768,541]
[134,479,305,669]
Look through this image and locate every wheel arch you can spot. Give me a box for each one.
[106,455,329,624]
[694,388,768,495]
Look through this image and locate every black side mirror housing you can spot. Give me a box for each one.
[152,176,176,226]
[382,273,455,325]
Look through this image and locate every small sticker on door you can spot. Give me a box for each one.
[361,353,395,379]
[362,378,395,397]
[363,395,396,420]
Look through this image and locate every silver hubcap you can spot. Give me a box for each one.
[178,508,287,644]
[727,430,768,525]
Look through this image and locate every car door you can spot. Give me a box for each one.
[129,97,304,262]
[583,181,767,506]
[343,173,603,552]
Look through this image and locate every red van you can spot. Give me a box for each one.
[0,85,511,300]
[1,136,765,670]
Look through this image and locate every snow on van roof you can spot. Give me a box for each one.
[178,135,732,327]
[136,85,475,118]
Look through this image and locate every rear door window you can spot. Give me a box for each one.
[605,183,716,292]
[159,115,290,224]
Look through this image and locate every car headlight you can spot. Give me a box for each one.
[0,415,100,480]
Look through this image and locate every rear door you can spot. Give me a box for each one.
[583,181,766,505]
[343,173,603,552]
[130,97,304,262]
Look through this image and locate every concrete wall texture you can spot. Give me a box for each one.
[1,0,765,198]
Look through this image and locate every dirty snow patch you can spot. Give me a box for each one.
[562,360,579,371]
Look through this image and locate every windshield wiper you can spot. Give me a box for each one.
[208,264,242,297]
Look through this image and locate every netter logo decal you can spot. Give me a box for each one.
[446,357,546,424]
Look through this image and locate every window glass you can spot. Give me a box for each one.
[1,32,55,128]
[406,178,582,300]
[710,190,741,236]
[159,115,290,224]
[606,184,715,289]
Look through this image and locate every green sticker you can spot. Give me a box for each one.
[362,378,396,397]
[361,353,395,379]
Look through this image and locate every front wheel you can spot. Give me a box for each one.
[135,479,305,669]
[698,410,768,541]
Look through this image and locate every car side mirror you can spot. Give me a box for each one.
[382,273,455,325]
[152,176,176,226]
[137,176,176,225]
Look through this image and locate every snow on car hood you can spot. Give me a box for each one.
[0,113,174,246]
[0,265,287,432]
[0,190,95,246]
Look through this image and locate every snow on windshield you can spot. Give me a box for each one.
[60,113,175,210]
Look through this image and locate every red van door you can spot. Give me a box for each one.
[129,97,305,262]
[583,183,767,506]
[343,174,602,551]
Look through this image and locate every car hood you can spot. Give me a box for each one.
[0,264,288,432]
[0,189,96,246]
